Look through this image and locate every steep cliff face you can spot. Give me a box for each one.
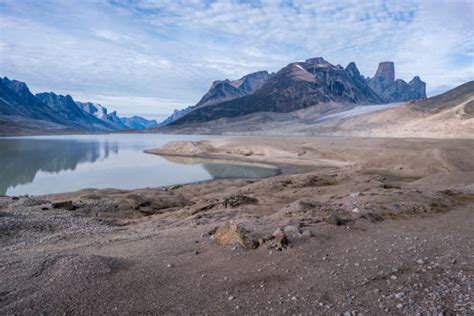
[366,62,426,103]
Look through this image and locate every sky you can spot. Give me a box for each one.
[0,0,473,120]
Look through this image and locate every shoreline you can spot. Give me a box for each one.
[1,136,473,314]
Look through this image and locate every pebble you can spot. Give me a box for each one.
[395,292,405,299]
[416,259,425,265]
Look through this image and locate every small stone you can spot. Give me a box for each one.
[396,303,403,309]
[390,275,397,280]
[325,212,345,226]
[283,225,300,236]
[395,292,405,299]
[51,200,75,210]
[272,228,288,250]
[291,296,297,301]
[214,222,259,249]
[228,296,235,301]
[352,208,359,213]
[166,264,173,268]
[416,259,425,265]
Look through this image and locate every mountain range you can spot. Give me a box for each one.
[162,57,426,126]
[157,80,472,139]
[0,77,158,135]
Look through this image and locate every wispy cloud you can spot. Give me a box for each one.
[0,0,473,117]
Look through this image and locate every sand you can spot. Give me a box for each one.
[1,136,473,314]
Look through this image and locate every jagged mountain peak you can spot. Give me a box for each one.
[196,70,271,108]
[373,61,395,83]
[366,62,426,103]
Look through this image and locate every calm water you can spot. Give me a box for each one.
[0,134,278,196]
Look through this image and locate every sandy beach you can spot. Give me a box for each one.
[1,136,473,314]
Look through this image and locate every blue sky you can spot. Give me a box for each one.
[0,0,473,119]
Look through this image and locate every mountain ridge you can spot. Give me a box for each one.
[168,57,425,126]
[161,57,426,127]
[0,77,158,135]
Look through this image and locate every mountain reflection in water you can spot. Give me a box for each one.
[0,135,277,195]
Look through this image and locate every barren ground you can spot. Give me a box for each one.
[1,136,473,315]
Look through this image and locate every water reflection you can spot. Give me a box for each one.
[0,135,277,195]
[161,155,278,179]
[0,138,119,195]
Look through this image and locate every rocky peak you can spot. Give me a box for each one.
[366,62,426,103]
[305,57,331,66]
[2,77,30,96]
[345,62,361,77]
[239,71,271,93]
[196,70,271,107]
[373,61,395,83]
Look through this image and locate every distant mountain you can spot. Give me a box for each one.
[76,101,108,120]
[77,102,129,130]
[0,76,158,135]
[165,57,426,126]
[366,62,426,103]
[121,116,158,129]
[157,106,194,127]
[36,92,115,131]
[0,77,66,125]
[196,71,272,108]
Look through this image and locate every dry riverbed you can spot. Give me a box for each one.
[1,136,473,314]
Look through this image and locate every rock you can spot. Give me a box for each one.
[223,194,258,208]
[301,229,312,238]
[352,208,359,213]
[272,228,288,250]
[214,222,259,249]
[350,192,360,198]
[51,200,75,210]
[416,259,425,265]
[395,292,405,299]
[325,212,345,226]
[282,225,301,237]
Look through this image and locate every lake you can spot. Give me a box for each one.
[0,134,278,196]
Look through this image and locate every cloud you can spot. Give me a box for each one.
[0,0,473,117]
